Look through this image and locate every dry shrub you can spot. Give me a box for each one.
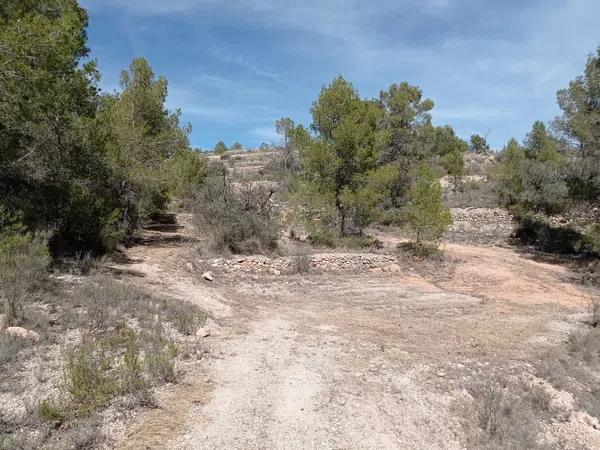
[462,378,553,449]
[288,254,312,275]
[143,328,178,383]
[444,178,497,208]
[65,275,206,335]
[0,334,27,366]
[589,296,600,327]
[0,233,50,325]
[536,326,600,421]
[191,171,280,255]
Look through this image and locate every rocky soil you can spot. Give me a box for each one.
[108,215,599,449]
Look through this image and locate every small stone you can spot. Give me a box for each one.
[202,272,214,282]
[5,326,40,341]
[196,328,211,338]
[437,370,446,377]
[271,269,281,276]
[185,262,195,272]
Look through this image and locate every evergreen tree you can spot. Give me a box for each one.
[405,165,452,245]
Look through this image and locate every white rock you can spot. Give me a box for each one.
[5,326,40,341]
[185,262,195,272]
[196,327,211,338]
[271,269,281,276]
[202,272,214,282]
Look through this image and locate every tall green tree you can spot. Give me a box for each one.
[554,46,600,201]
[555,46,600,157]
[378,82,434,164]
[294,76,397,238]
[99,57,191,224]
[405,164,452,246]
[490,138,526,208]
[0,0,125,251]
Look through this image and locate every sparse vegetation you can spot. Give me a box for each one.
[461,378,553,449]
[191,168,280,254]
[0,233,50,325]
[1,1,599,448]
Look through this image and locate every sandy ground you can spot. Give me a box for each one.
[111,217,598,449]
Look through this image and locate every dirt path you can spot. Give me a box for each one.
[114,218,595,449]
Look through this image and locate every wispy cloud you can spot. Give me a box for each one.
[205,46,283,83]
[82,0,600,149]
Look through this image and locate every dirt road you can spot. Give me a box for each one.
[114,218,596,449]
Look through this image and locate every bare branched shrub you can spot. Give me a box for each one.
[536,327,600,421]
[191,170,280,254]
[462,378,553,449]
[288,254,311,275]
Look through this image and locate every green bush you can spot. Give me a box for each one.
[65,338,118,415]
[0,233,50,325]
[513,213,584,254]
[584,223,600,255]
[404,165,452,246]
[37,399,66,424]
[192,173,280,254]
[521,159,568,214]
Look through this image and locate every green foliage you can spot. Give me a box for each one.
[555,46,600,159]
[469,134,490,154]
[192,170,280,254]
[521,159,568,214]
[65,338,118,414]
[524,121,563,163]
[295,76,391,236]
[38,399,66,424]
[164,148,207,197]
[275,117,301,174]
[214,141,228,155]
[231,142,243,151]
[378,82,434,164]
[0,0,126,252]
[404,164,452,245]
[0,233,50,325]
[490,139,525,208]
[442,143,467,190]
[491,128,568,215]
[100,57,192,224]
[584,223,600,254]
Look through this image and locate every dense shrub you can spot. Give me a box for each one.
[513,213,584,254]
[192,172,280,254]
[404,165,452,246]
[521,159,568,214]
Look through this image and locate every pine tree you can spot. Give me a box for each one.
[405,164,452,245]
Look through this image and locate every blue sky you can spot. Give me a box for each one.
[81,0,600,150]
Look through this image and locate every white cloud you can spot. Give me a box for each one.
[205,47,283,83]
